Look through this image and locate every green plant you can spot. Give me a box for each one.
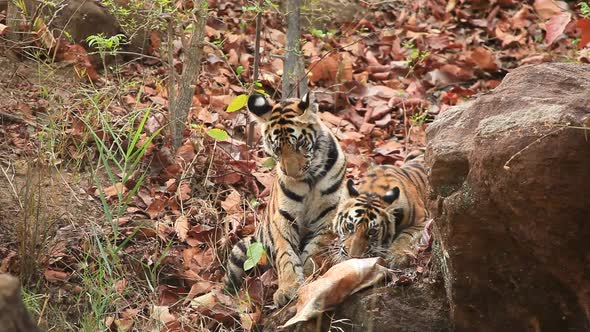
[86,33,126,75]
[86,34,126,56]
[580,2,590,19]
[402,40,430,77]
[85,107,161,220]
[402,40,430,63]
[410,110,429,127]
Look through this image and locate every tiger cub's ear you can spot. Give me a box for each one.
[346,179,359,198]
[382,187,400,204]
[299,92,319,121]
[248,94,273,120]
[298,92,310,111]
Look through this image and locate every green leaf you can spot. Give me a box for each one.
[249,198,260,208]
[262,157,276,169]
[236,65,244,75]
[244,242,265,271]
[207,128,229,141]
[226,94,248,113]
[243,259,255,271]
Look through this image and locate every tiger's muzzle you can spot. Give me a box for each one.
[279,144,308,178]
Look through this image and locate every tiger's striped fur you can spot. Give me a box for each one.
[224,93,346,307]
[333,151,428,268]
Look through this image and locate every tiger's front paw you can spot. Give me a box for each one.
[388,250,410,268]
[273,284,299,307]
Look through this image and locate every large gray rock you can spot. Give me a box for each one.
[426,63,590,331]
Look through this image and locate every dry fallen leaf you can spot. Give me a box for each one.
[98,182,127,199]
[175,215,190,242]
[577,18,590,48]
[533,0,568,20]
[280,257,392,328]
[221,190,242,213]
[544,12,572,45]
[44,269,70,283]
[151,305,176,326]
[184,281,215,303]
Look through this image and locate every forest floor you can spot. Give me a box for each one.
[0,0,588,331]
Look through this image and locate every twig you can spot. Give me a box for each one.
[167,17,176,142]
[37,294,50,326]
[247,0,264,148]
[0,163,23,209]
[503,124,571,170]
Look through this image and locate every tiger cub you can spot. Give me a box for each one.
[224,93,346,307]
[333,152,428,268]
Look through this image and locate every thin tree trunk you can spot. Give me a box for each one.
[5,0,24,43]
[169,1,207,150]
[282,0,307,100]
[0,274,41,332]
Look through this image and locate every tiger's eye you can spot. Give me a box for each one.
[346,223,355,232]
[367,228,378,236]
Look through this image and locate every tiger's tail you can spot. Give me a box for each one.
[224,236,272,293]
[223,236,255,293]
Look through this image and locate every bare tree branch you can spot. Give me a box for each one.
[282,0,307,100]
[169,1,208,150]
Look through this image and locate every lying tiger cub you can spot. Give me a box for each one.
[333,151,428,268]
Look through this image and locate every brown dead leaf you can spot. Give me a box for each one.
[310,52,353,84]
[252,172,274,191]
[544,12,572,45]
[366,85,398,99]
[151,305,176,325]
[533,0,568,20]
[190,288,239,324]
[0,24,10,35]
[374,140,403,156]
[184,281,215,303]
[468,46,498,71]
[44,269,70,283]
[577,18,590,48]
[187,224,217,246]
[177,181,192,201]
[146,197,166,219]
[98,182,127,199]
[175,216,190,242]
[114,318,134,332]
[115,278,128,294]
[221,190,242,213]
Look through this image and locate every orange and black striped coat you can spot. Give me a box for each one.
[333,152,428,268]
[225,93,346,307]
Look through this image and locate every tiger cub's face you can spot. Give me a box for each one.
[333,179,400,260]
[247,93,320,179]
